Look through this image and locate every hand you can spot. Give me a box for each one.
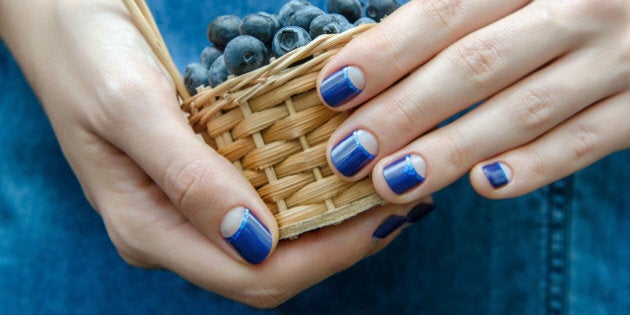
[318,0,629,203]
[0,0,432,307]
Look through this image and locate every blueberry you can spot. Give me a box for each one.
[327,0,363,23]
[259,13,282,37]
[207,15,242,50]
[208,54,231,87]
[271,26,312,58]
[365,0,400,21]
[354,17,377,26]
[309,14,344,38]
[278,0,312,26]
[199,46,222,69]
[330,13,354,31]
[239,12,281,47]
[223,35,269,75]
[286,5,325,30]
[184,63,209,95]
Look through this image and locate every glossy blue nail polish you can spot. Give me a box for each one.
[330,130,377,177]
[383,154,426,195]
[320,66,365,107]
[221,207,272,264]
[372,215,408,240]
[406,203,435,223]
[482,162,510,189]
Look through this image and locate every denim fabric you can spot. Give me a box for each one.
[1,1,629,314]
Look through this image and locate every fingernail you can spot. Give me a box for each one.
[383,154,427,195]
[482,161,512,189]
[331,129,378,177]
[221,207,272,264]
[372,215,408,242]
[320,66,365,107]
[406,203,435,223]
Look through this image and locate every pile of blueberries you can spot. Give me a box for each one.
[183,0,400,95]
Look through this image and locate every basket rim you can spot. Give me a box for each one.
[181,24,374,114]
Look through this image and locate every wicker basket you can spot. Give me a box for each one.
[123,0,385,239]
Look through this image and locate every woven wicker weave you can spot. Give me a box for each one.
[123,0,385,239]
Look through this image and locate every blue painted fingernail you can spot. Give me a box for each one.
[320,66,365,107]
[221,207,272,264]
[406,203,435,223]
[383,154,427,195]
[482,162,512,189]
[372,215,408,241]
[331,129,378,177]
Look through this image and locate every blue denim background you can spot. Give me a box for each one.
[1,1,629,314]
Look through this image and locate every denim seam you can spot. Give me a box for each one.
[544,176,574,315]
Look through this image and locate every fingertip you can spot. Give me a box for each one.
[328,129,379,179]
[371,152,429,205]
[382,154,427,195]
[470,161,516,199]
[367,201,436,256]
[318,65,366,108]
[220,206,277,265]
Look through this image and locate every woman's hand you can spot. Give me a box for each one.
[0,0,431,307]
[318,0,629,203]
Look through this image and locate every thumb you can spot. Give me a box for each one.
[102,84,278,265]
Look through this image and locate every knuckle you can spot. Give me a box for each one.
[526,147,547,179]
[421,0,464,32]
[512,88,555,132]
[565,123,600,160]
[81,63,174,136]
[165,159,217,214]
[441,128,473,172]
[86,77,148,134]
[386,93,423,136]
[452,36,504,88]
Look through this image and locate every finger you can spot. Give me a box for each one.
[81,40,278,265]
[326,1,582,180]
[470,91,630,199]
[91,157,433,309]
[372,28,628,203]
[367,197,435,257]
[145,201,432,308]
[61,1,284,265]
[317,0,529,108]
[59,102,433,308]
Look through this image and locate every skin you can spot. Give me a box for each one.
[0,0,430,308]
[320,0,630,203]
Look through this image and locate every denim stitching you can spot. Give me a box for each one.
[544,176,573,315]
